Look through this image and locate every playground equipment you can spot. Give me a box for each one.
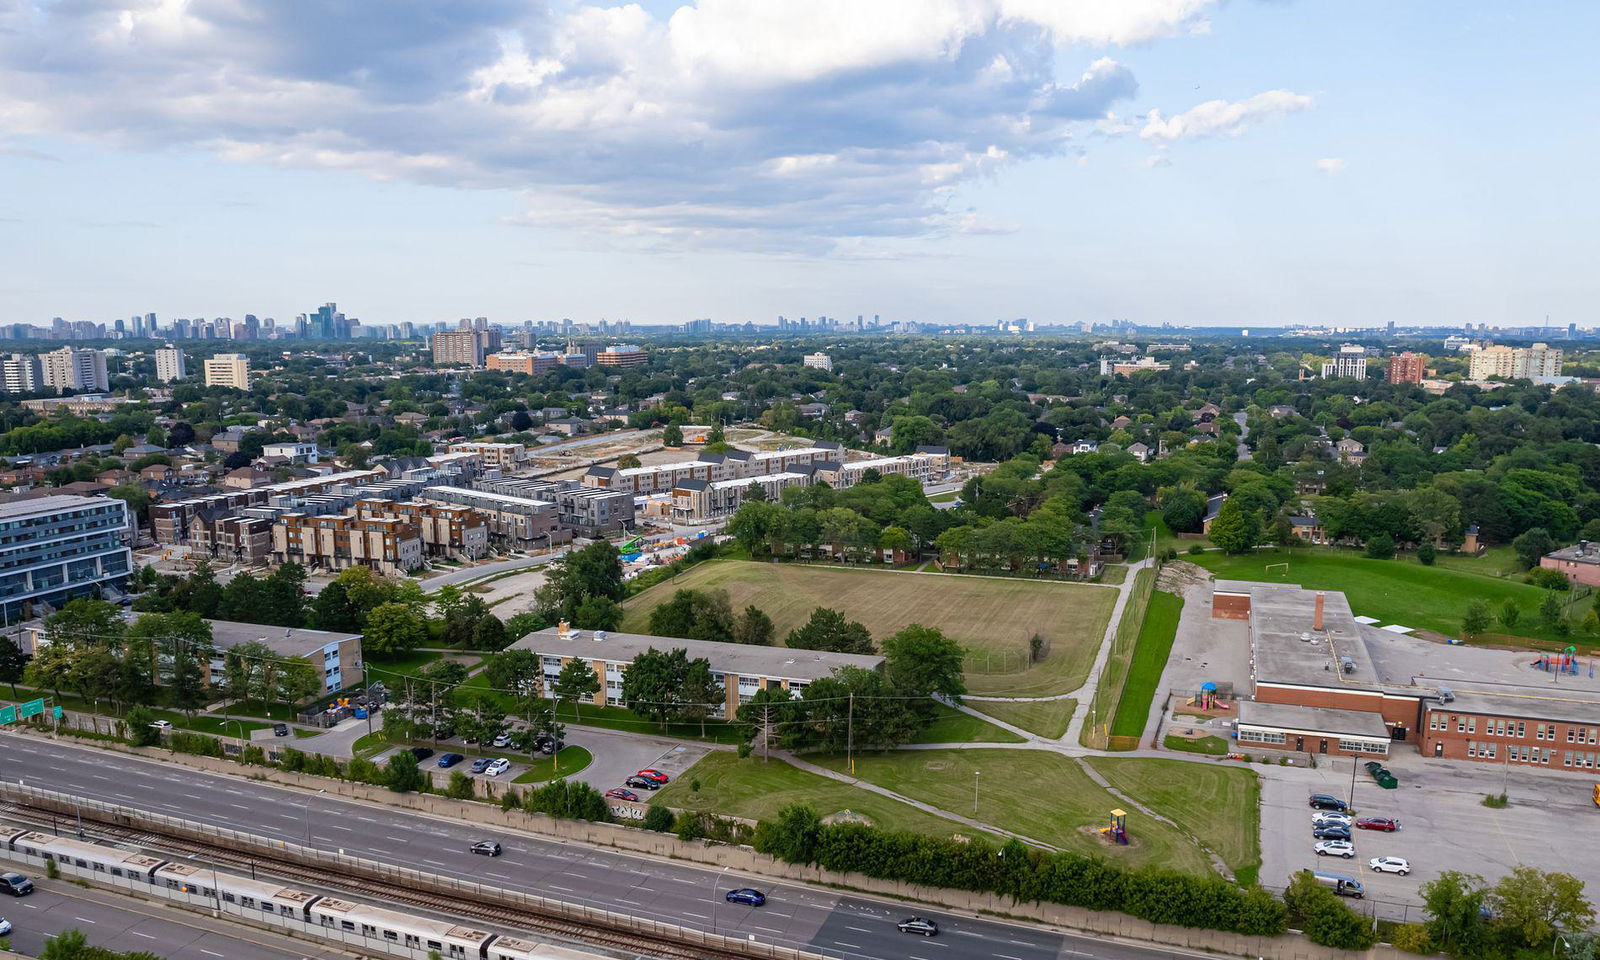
[1102,809,1129,846]
[1189,681,1231,711]
[1531,647,1585,676]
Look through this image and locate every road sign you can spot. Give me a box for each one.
[0,706,15,725]
[51,706,63,720]
[18,698,44,719]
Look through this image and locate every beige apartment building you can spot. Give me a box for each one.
[272,511,424,576]
[446,441,527,470]
[203,353,252,389]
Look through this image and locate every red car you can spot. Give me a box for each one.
[635,769,670,784]
[605,788,641,802]
[1356,817,1401,832]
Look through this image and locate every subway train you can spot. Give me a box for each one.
[2,830,600,960]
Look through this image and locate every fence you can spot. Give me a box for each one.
[1081,565,1158,750]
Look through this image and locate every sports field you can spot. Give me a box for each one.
[1191,548,1594,649]
[620,561,1118,696]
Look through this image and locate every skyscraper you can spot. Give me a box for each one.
[431,330,484,368]
[155,344,187,383]
[41,346,109,392]
[204,353,252,389]
[1386,352,1426,385]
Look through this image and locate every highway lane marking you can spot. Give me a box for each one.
[549,885,574,893]
[73,916,97,924]
[833,942,861,950]
[683,912,709,920]
[278,814,297,819]
[616,898,641,905]
[90,775,111,781]
[753,926,784,934]
[996,955,1024,960]
[485,872,511,880]
[130,932,156,940]
[385,836,407,842]
[328,825,354,832]
[183,794,204,800]
[230,804,250,810]
[421,859,447,866]
[669,877,696,885]
[845,926,872,933]
[201,950,225,958]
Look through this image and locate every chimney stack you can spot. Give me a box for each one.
[1313,592,1325,631]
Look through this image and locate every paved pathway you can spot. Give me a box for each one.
[1062,557,1154,745]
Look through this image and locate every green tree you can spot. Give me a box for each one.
[1462,599,1492,638]
[662,423,684,446]
[552,657,600,720]
[648,588,735,642]
[1365,532,1396,560]
[732,605,775,646]
[309,580,363,633]
[125,705,161,747]
[785,607,873,654]
[1160,486,1208,534]
[1206,498,1259,555]
[1420,871,1491,958]
[761,803,822,864]
[365,602,429,656]
[882,624,966,703]
[39,927,92,960]
[617,453,642,469]
[1283,871,1376,950]
[534,541,625,622]
[1540,590,1564,627]
[0,633,29,698]
[1417,541,1436,565]
[183,559,223,618]
[385,753,428,793]
[471,614,509,650]
[1513,527,1557,570]
[620,647,689,728]
[574,595,624,631]
[679,657,718,737]
[44,598,126,650]
[1500,599,1522,630]
[1488,865,1596,951]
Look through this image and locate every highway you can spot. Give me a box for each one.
[0,876,351,960]
[0,734,1201,960]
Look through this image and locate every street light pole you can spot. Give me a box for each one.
[973,770,980,815]
[301,788,325,847]
[708,865,729,937]
[1349,752,1360,811]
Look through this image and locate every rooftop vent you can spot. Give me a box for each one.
[593,630,607,642]
[1339,655,1355,674]
[1437,685,1455,704]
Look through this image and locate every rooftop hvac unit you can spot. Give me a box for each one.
[1340,655,1356,674]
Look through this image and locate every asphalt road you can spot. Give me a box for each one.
[0,733,1207,960]
[0,877,349,960]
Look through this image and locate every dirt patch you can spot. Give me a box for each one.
[822,809,876,827]
[1078,824,1142,850]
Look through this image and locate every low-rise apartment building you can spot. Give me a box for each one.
[474,477,634,537]
[272,511,424,576]
[670,471,812,524]
[446,442,527,470]
[485,351,561,376]
[0,495,133,622]
[582,445,842,495]
[354,499,487,561]
[811,447,950,489]
[415,486,566,549]
[187,510,275,564]
[512,622,883,717]
[1541,541,1600,588]
[150,470,384,544]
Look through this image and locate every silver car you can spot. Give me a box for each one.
[1315,840,1355,859]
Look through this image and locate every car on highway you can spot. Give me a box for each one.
[470,757,492,774]
[725,889,766,906]
[273,722,290,737]
[1369,857,1411,875]
[0,874,33,896]
[1311,811,1353,827]
[484,758,511,777]
[1308,794,1348,811]
[1312,825,1352,841]
[491,733,513,748]
[470,840,503,857]
[0,917,10,936]
[1356,817,1401,832]
[409,746,435,762]
[437,753,464,768]
[604,789,641,802]
[897,917,939,937]
[625,776,662,791]
[635,769,670,784]
[1315,840,1355,859]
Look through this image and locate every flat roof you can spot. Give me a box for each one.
[207,619,360,658]
[1239,701,1393,740]
[0,494,122,519]
[512,626,883,682]
[1233,581,1380,690]
[420,485,553,508]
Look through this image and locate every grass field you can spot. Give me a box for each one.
[910,703,1026,744]
[811,749,1218,874]
[621,561,1118,697]
[1086,757,1260,884]
[1109,590,1184,740]
[653,752,993,840]
[513,746,593,783]
[1190,547,1596,650]
[1082,568,1155,748]
[1164,734,1229,755]
[968,698,1075,739]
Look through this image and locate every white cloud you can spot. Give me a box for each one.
[1316,157,1346,175]
[0,0,1253,248]
[1140,89,1313,142]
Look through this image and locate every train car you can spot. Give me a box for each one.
[4,832,167,882]
[308,895,495,960]
[482,934,621,960]
[152,861,320,921]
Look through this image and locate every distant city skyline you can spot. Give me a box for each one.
[0,3,1594,327]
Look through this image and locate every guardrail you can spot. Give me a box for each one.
[0,781,829,960]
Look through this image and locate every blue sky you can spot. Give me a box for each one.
[0,2,1593,329]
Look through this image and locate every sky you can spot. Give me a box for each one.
[0,1,1594,330]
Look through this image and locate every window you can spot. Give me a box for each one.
[1467,717,1476,734]
[1467,741,1478,758]
[1457,717,1466,733]
[1517,722,1526,738]
[1565,751,1574,767]
[1238,728,1287,744]
[1568,728,1576,743]
[341,921,355,932]
[1483,742,1496,759]
[1429,714,1441,731]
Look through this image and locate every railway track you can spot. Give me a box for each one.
[0,801,775,960]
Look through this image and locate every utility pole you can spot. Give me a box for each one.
[761,705,771,763]
[846,694,854,776]
[1348,752,1360,811]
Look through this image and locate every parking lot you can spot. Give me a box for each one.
[1259,749,1600,921]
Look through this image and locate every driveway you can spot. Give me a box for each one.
[569,725,716,793]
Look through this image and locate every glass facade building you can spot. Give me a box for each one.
[0,495,131,623]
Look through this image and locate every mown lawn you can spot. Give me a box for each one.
[362,649,445,681]
[513,746,593,783]
[1190,547,1595,649]
[908,703,1026,745]
[968,699,1075,739]
[811,749,1218,874]
[621,560,1117,697]
[653,751,992,841]
[1109,590,1184,740]
[1165,734,1230,755]
[1086,757,1261,884]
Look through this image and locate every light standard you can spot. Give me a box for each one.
[301,788,325,847]
[228,719,247,760]
[1348,752,1360,811]
[708,865,730,937]
[973,770,980,815]
[187,853,221,917]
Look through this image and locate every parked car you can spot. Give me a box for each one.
[1311,811,1352,826]
[533,735,561,754]
[272,722,290,737]
[605,788,641,802]
[484,758,511,777]
[1369,857,1411,875]
[1313,872,1365,899]
[725,889,766,906]
[1308,794,1348,811]
[897,917,939,937]
[1313,826,1352,841]
[0,917,10,936]
[409,746,435,762]
[149,720,173,731]
[635,769,670,784]
[625,776,662,791]
[469,840,502,857]
[1356,817,1401,832]
[492,733,513,748]
[0,874,33,897]
[470,758,492,774]
[1315,840,1356,858]
[437,753,464,768]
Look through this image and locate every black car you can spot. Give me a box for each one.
[897,917,938,937]
[272,722,289,737]
[534,736,565,755]
[1308,794,1349,811]
[470,840,502,857]
[0,874,33,897]
[409,746,435,762]
[625,776,662,791]
[1313,826,1352,841]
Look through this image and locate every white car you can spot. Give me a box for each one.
[484,758,511,777]
[1315,840,1355,858]
[1312,812,1353,827]
[491,733,512,748]
[1369,857,1411,875]
[149,720,173,731]
[0,918,11,936]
